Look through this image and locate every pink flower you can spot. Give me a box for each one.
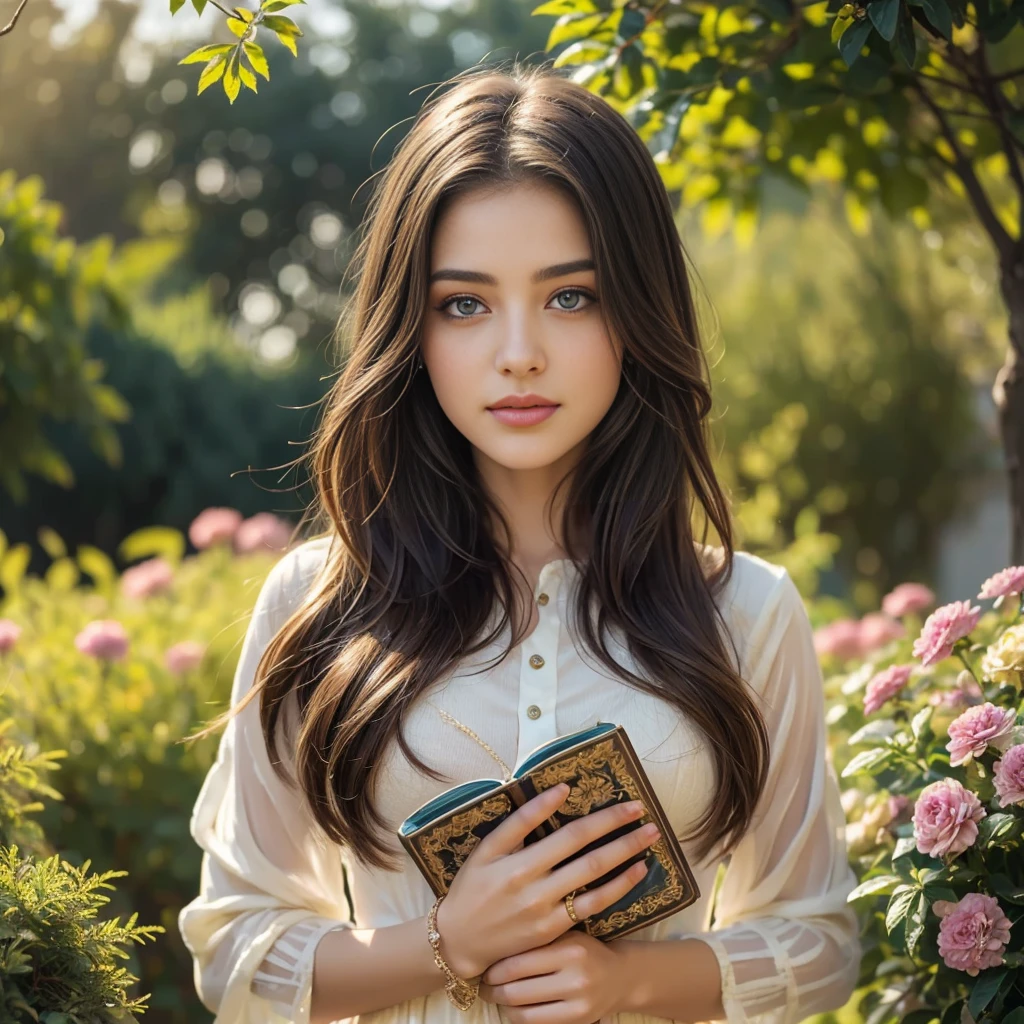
[858,613,906,653]
[932,893,1012,976]
[978,565,1024,608]
[74,619,129,662]
[233,512,293,554]
[165,641,206,674]
[993,744,1024,807]
[814,618,863,661]
[121,557,174,600]
[189,507,243,550]
[0,619,22,654]
[912,778,986,858]
[882,582,936,619]
[863,663,915,715]
[912,601,981,667]
[946,702,1018,766]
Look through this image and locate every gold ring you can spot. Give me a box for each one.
[563,889,578,923]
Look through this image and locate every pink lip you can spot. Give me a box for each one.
[489,405,559,426]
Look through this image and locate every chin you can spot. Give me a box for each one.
[476,441,575,472]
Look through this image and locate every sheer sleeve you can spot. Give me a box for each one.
[178,539,355,1024]
[697,569,861,1024]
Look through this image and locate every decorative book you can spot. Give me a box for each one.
[397,722,700,941]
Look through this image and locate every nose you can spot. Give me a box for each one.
[494,305,547,375]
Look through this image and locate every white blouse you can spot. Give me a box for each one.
[179,535,860,1024]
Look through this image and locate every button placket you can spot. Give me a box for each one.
[515,562,563,762]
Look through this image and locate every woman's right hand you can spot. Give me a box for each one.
[434,782,661,979]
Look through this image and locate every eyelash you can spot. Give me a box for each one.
[435,287,597,321]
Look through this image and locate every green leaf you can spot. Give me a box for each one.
[243,41,270,79]
[191,0,208,13]
[263,0,306,8]
[0,543,31,594]
[967,968,1006,1018]
[239,64,258,92]
[832,14,853,42]
[197,53,228,94]
[76,545,116,590]
[869,0,900,38]
[552,39,611,67]
[233,5,255,21]
[885,884,919,933]
[848,874,902,900]
[617,7,647,40]
[178,44,233,67]
[841,746,893,776]
[905,891,928,958]
[263,14,302,35]
[532,0,598,13]
[37,526,66,559]
[989,873,1024,904]
[223,49,242,102]
[893,8,918,65]
[839,17,874,65]
[1002,1007,1024,1023]
[977,812,1022,847]
[920,0,953,37]
[911,705,933,740]
[227,16,249,38]
[117,527,186,565]
[170,0,187,13]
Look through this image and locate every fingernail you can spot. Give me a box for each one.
[625,800,644,815]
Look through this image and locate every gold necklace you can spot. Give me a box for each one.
[436,707,514,782]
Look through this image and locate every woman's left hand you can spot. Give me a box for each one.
[478,931,632,1024]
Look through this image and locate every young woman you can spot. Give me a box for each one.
[179,62,861,1024]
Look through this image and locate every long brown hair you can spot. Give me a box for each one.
[189,61,769,873]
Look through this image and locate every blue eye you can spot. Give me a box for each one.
[435,287,596,321]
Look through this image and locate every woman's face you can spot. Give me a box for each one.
[420,181,622,477]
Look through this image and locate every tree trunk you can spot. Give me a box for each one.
[994,254,1024,564]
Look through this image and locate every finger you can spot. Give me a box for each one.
[477,783,571,859]
[568,853,652,922]
[486,968,568,1007]
[541,817,660,897]
[519,797,648,874]
[484,943,563,985]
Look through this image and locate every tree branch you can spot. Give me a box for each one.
[209,1,238,17]
[0,0,30,37]
[992,66,1024,83]
[911,77,1015,261]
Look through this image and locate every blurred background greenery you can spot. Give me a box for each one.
[0,0,1017,1019]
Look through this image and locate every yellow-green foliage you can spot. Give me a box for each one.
[698,202,1000,608]
[0,692,164,1022]
[0,525,283,1020]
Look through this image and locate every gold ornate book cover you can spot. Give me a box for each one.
[397,722,700,941]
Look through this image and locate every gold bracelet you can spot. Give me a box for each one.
[426,893,480,1011]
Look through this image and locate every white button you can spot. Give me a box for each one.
[537,593,549,606]
[527,705,542,719]
[529,654,545,669]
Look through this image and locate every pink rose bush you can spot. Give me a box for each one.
[911,600,982,667]
[994,745,1024,807]
[945,703,1018,767]
[933,894,1012,976]
[189,506,243,550]
[834,564,1024,1018]
[121,557,174,600]
[911,778,985,857]
[234,512,293,554]
[165,640,206,674]
[882,582,936,619]
[74,619,129,662]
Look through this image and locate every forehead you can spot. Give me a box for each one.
[429,182,590,266]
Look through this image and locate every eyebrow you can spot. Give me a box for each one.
[428,258,595,286]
